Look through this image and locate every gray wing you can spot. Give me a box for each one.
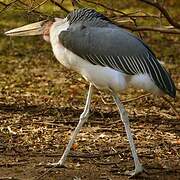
[59,25,176,97]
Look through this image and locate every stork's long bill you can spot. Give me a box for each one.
[5,20,54,37]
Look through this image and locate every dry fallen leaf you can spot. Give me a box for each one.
[72,143,78,151]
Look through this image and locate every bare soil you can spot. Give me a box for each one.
[0,87,179,180]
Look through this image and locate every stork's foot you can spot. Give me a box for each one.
[125,165,145,178]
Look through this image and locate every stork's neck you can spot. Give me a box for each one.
[50,20,69,46]
[49,20,70,67]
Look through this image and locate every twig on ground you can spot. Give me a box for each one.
[0,177,19,180]
[0,162,27,167]
[32,121,69,128]
[34,151,120,160]
[101,93,151,105]
[122,93,151,103]
[111,147,122,159]
[161,96,179,118]
[158,112,178,120]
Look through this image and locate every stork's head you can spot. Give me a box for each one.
[4,18,63,42]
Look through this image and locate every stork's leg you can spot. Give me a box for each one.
[112,91,143,176]
[51,83,93,166]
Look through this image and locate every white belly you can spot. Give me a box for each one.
[53,46,128,91]
[81,65,128,91]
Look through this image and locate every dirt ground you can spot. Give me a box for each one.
[0,2,180,180]
[0,92,179,180]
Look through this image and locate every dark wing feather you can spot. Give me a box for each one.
[59,25,176,97]
[66,8,114,27]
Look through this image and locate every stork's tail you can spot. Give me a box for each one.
[149,57,176,98]
[160,65,176,98]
